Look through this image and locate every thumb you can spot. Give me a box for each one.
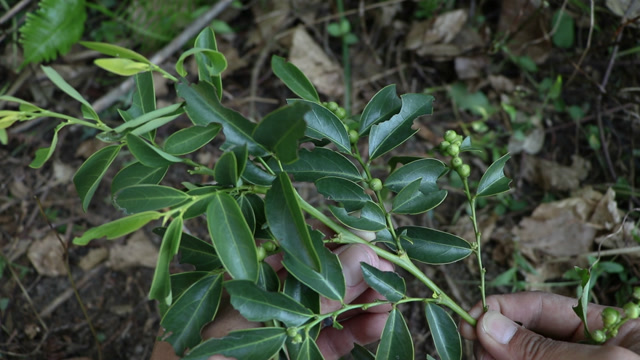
[476,311,631,360]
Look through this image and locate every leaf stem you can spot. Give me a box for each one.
[463,178,487,311]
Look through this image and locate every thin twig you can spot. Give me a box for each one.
[566,0,595,86]
[0,0,31,25]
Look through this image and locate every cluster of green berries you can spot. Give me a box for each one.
[322,101,347,120]
[256,241,278,262]
[439,130,470,178]
[592,287,640,343]
[323,101,359,145]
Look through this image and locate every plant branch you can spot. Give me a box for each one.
[464,178,487,311]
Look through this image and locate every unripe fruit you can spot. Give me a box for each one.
[458,164,471,178]
[256,246,267,261]
[292,334,303,344]
[327,101,339,112]
[447,144,460,157]
[633,286,640,300]
[451,157,463,169]
[370,178,383,191]
[287,328,298,337]
[444,130,457,142]
[349,129,359,144]
[263,241,277,252]
[335,107,347,120]
[602,307,620,327]
[440,141,451,152]
[624,302,640,319]
[592,329,606,343]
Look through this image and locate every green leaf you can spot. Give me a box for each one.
[425,303,462,360]
[283,276,320,314]
[94,58,152,76]
[397,226,472,264]
[126,133,182,167]
[149,216,183,305]
[169,271,209,300]
[182,328,286,360]
[41,66,99,120]
[271,55,319,102]
[176,48,227,77]
[375,308,413,360]
[114,185,189,213]
[552,10,574,49]
[178,232,221,271]
[572,266,594,337]
[126,71,156,118]
[225,280,313,327]
[253,103,309,164]
[19,0,86,68]
[369,93,434,159]
[288,99,351,153]
[163,123,221,155]
[360,263,406,302]
[111,162,167,195]
[237,195,257,234]
[80,41,151,63]
[359,84,402,135]
[391,179,447,215]
[351,344,376,360]
[176,81,268,156]
[214,151,239,187]
[29,123,64,168]
[115,103,184,133]
[206,192,259,281]
[258,262,280,292]
[194,27,223,99]
[294,337,323,360]
[182,187,219,219]
[266,173,322,272]
[315,177,371,212]
[242,161,276,186]
[329,201,386,232]
[280,148,361,182]
[385,158,447,193]
[448,82,495,117]
[72,211,162,245]
[476,153,511,197]
[161,274,223,356]
[73,145,122,211]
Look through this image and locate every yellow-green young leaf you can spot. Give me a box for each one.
[572,266,595,338]
[0,129,7,145]
[425,303,462,360]
[115,103,184,133]
[95,58,152,77]
[175,48,227,78]
[206,192,259,281]
[29,123,64,168]
[73,145,122,211]
[271,55,319,102]
[72,211,162,245]
[41,66,99,120]
[376,309,414,360]
[253,102,309,164]
[182,328,287,360]
[194,27,223,98]
[149,216,183,306]
[476,153,512,197]
[80,41,150,63]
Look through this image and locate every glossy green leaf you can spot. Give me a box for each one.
[178,232,221,271]
[375,308,413,360]
[214,151,238,187]
[476,153,511,197]
[385,158,447,193]
[126,71,156,118]
[282,230,345,301]
[225,280,313,327]
[425,303,462,360]
[288,99,350,153]
[552,10,574,49]
[391,178,447,215]
[94,58,151,76]
[283,276,320,314]
[397,226,472,264]
[161,274,223,356]
[169,271,209,300]
[126,133,182,167]
[176,81,268,156]
[41,66,99,121]
[176,48,227,78]
[242,161,276,186]
[572,266,594,337]
[368,93,434,159]
[149,216,183,305]
[80,41,150,63]
[316,177,370,212]
[182,328,286,360]
[130,115,180,136]
[115,103,183,133]
[253,103,308,164]
[183,187,219,219]
[280,148,361,182]
[329,201,386,232]
[266,173,321,272]
[229,144,248,180]
[114,185,189,213]
[73,144,122,211]
[111,162,167,195]
[360,263,405,302]
[258,262,280,292]
[194,27,223,98]
[29,123,64,168]
[271,55,319,102]
[72,211,162,245]
[206,192,259,281]
[294,337,323,360]
[359,84,402,135]
[237,195,256,233]
[164,123,221,155]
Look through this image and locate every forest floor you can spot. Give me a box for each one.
[1,0,639,359]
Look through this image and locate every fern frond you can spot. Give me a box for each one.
[18,0,87,69]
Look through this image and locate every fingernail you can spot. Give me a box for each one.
[482,311,517,345]
[337,245,372,287]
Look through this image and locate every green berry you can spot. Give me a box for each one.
[257,246,267,261]
[444,130,457,142]
[349,129,359,144]
[335,107,347,120]
[602,307,620,327]
[592,329,606,343]
[447,144,460,157]
[292,334,303,344]
[454,134,464,145]
[633,287,640,300]
[327,101,339,112]
[458,164,471,178]
[440,141,451,152]
[287,327,298,337]
[263,241,277,252]
[451,157,463,169]
[624,302,639,319]
[370,178,383,191]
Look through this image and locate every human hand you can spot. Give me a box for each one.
[459,292,640,360]
[151,242,393,360]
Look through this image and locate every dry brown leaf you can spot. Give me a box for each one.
[498,0,551,64]
[522,155,591,191]
[507,114,545,155]
[597,221,639,253]
[590,187,621,231]
[248,0,291,47]
[75,138,107,159]
[454,56,489,79]
[78,247,109,271]
[27,234,66,277]
[406,9,468,50]
[53,160,74,184]
[448,213,498,245]
[488,75,516,93]
[289,26,343,98]
[108,231,158,270]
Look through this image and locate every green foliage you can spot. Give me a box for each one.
[4,27,519,359]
